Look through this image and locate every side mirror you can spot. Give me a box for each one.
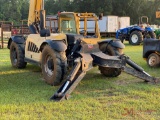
[99,13,103,20]
[40,29,50,37]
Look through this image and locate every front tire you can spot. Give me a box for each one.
[129,31,143,45]
[147,53,160,67]
[10,42,27,68]
[99,44,122,77]
[41,45,67,86]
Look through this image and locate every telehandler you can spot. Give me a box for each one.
[7,0,158,101]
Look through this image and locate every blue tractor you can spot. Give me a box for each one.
[116,16,156,45]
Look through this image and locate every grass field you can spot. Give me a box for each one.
[0,41,160,120]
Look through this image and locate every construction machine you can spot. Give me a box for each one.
[7,0,158,101]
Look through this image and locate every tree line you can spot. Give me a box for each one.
[0,0,160,25]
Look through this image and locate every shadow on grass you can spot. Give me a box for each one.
[122,41,144,47]
[0,64,41,73]
[0,64,56,105]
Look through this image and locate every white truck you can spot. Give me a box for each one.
[118,16,130,29]
[98,16,130,37]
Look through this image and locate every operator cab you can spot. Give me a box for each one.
[58,12,100,39]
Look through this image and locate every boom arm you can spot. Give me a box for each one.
[28,0,46,34]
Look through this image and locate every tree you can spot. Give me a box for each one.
[0,0,159,25]
[0,0,29,24]
[20,0,29,20]
[45,0,72,15]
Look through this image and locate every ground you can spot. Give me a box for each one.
[0,41,160,119]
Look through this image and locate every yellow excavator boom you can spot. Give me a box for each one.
[28,0,43,26]
[28,0,47,34]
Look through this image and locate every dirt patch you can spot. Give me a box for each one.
[115,78,143,86]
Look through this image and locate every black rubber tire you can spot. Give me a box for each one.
[41,45,67,86]
[10,42,27,68]
[129,31,143,45]
[118,35,124,43]
[148,31,156,39]
[147,53,160,67]
[99,44,122,77]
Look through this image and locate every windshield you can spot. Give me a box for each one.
[79,18,96,36]
[59,14,76,34]
[79,17,99,38]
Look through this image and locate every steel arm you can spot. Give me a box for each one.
[28,0,47,34]
[122,55,157,83]
[50,57,86,101]
[28,0,43,26]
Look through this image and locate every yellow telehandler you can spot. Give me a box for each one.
[7,0,158,101]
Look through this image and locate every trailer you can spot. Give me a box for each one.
[98,16,118,37]
[80,19,96,35]
[98,16,130,37]
[118,17,130,29]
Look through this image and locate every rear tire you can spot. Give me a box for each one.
[148,31,156,39]
[147,53,160,67]
[41,45,67,86]
[99,44,122,77]
[118,35,124,43]
[10,42,27,68]
[129,31,143,45]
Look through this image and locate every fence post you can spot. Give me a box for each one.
[1,24,3,49]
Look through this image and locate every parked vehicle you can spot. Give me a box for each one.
[98,16,118,37]
[118,17,130,29]
[143,12,160,67]
[7,0,158,101]
[143,38,160,67]
[116,16,156,45]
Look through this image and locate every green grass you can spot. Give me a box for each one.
[0,41,160,119]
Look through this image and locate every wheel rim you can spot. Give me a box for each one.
[131,34,138,43]
[12,48,17,65]
[44,55,54,77]
[149,56,156,66]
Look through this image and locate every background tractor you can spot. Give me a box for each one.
[116,16,156,45]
